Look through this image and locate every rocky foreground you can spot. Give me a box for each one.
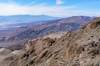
[0,17,100,66]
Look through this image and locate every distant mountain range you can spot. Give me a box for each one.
[0,16,94,48]
[0,15,58,26]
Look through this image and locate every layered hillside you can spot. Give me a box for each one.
[0,17,99,66]
[6,16,93,41]
[0,16,93,49]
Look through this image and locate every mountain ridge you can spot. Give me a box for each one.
[0,16,94,49]
[6,16,93,40]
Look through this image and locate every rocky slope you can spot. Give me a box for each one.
[12,17,100,66]
[0,17,99,66]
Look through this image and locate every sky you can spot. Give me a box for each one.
[0,0,100,17]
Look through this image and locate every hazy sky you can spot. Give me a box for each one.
[0,0,100,17]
